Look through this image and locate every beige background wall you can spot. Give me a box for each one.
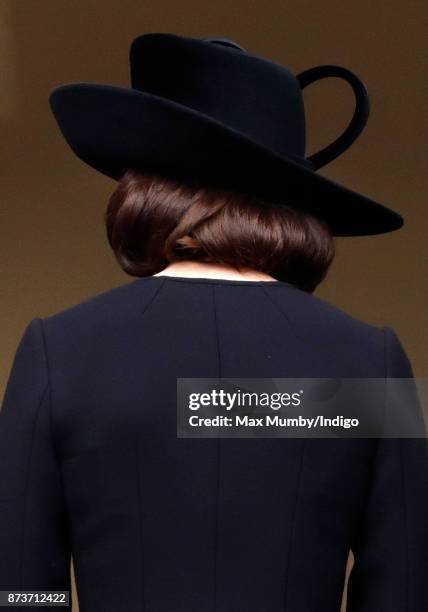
[1,1,427,610]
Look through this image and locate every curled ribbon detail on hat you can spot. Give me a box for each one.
[296,64,370,170]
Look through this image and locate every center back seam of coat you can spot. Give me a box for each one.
[136,434,145,611]
[283,439,306,611]
[211,285,222,612]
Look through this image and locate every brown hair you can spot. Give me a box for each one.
[105,169,335,292]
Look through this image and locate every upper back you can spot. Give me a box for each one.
[42,276,385,385]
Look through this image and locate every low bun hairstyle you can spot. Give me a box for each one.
[105,169,335,292]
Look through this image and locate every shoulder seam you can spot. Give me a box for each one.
[260,284,302,341]
[138,276,167,317]
[36,318,61,464]
[382,325,391,379]
[19,383,50,587]
[18,343,49,588]
[382,324,410,609]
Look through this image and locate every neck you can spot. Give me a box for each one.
[153,260,277,281]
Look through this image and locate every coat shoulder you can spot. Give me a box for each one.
[264,283,383,341]
[40,278,162,343]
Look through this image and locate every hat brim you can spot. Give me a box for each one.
[49,83,403,237]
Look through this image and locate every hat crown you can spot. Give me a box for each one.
[129,33,307,163]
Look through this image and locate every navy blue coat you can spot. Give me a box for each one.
[1,275,427,611]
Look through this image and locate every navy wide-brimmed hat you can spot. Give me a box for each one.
[49,32,403,236]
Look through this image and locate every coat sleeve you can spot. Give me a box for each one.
[346,326,428,611]
[0,318,71,603]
